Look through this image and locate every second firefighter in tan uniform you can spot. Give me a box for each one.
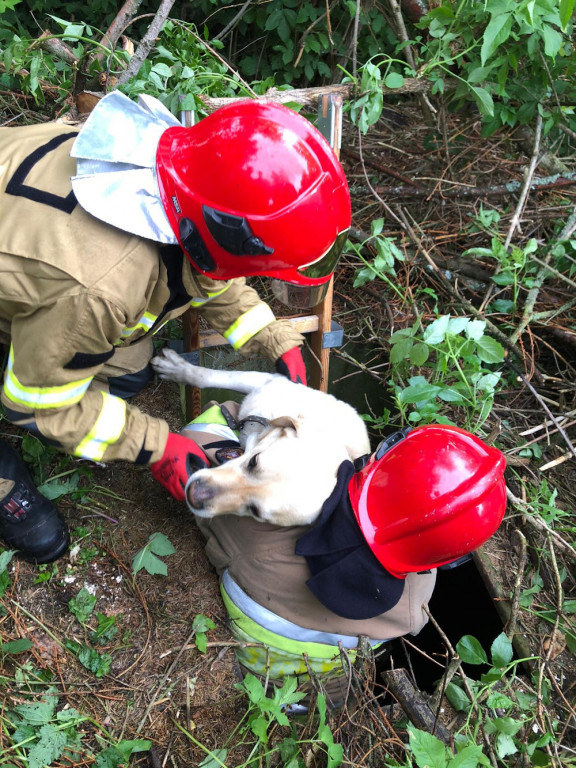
[0,122,303,467]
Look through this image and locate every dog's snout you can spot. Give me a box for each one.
[187,477,216,509]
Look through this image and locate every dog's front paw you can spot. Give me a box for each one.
[151,348,194,385]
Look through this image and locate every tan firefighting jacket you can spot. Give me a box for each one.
[197,514,437,642]
[0,123,303,465]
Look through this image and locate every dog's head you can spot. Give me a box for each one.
[186,417,345,526]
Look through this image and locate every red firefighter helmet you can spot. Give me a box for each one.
[348,425,507,579]
[156,100,350,306]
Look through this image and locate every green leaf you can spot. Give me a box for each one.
[250,715,269,742]
[28,724,67,768]
[541,24,563,58]
[481,12,513,65]
[199,748,228,768]
[384,72,404,89]
[95,746,125,768]
[475,336,505,364]
[445,682,471,711]
[151,62,172,78]
[495,732,518,758]
[408,725,448,768]
[457,635,488,665]
[390,337,413,364]
[398,380,442,404]
[438,388,465,403]
[447,317,469,335]
[491,632,513,667]
[450,744,487,768]
[560,0,576,29]
[471,86,495,117]
[2,638,33,654]
[115,739,152,760]
[15,687,58,725]
[465,319,486,341]
[192,613,216,633]
[69,587,97,624]
[423,315,450,344]
[0,549,15,573]
[148,532,176,557]
[491,716,524,735]
[410,343,429,366]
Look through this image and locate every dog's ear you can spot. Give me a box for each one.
[269,415,299,434]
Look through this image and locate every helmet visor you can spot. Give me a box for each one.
[270,279,330,309]
[298,229,349,280]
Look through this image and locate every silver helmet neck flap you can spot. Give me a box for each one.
[70,91,180,244]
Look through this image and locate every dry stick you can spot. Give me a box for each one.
[536,535,564,768]
[386,0,436,124]
[95,0,144,62]
[116,0,176,86]
[517,369,576,461]
[293,11,329,68]
[213,0,254,41]
[506,487,576,559]
[198,77,431,112]
[364,172,576,199]
[505,112,543,250]
[505,529,528,641]
[422,606,499,768]
[479,112,543,314]
[510,205,576,346]
[352,0,361,80]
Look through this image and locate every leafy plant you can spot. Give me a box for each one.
[192,613,216,653]
[439,632,563,764]
[236,674,343,766]
[69,586,97,625]
[64,638,112,677]
[132,532,176,576]
[388,314,505,429]
[346,217,406,299]
[416,0,576,137]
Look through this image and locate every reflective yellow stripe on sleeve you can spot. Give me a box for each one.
[73,391,126,460]
[120,311,158,339]
[224,304,275,350]
[3,346,92,409]
[189,282,231,308]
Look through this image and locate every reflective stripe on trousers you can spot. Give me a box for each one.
[221,570,383,680]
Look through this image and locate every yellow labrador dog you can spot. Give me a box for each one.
[151,348,370,526]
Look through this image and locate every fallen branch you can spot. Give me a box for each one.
[198,77,431,112]
[116,0,176,85]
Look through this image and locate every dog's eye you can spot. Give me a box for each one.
[247,454,259,471]
[246,503,261,518]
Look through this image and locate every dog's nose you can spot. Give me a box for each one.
[187,478,216,509]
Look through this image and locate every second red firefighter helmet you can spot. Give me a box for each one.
[156,100,351,306]
[348,424,507,579]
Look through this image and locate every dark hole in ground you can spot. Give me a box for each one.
[379,559,506,694]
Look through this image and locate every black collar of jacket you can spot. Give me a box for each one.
[295,461,405,620]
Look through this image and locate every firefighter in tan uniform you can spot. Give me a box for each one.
[0,92,351,563]
[181,407,507,708]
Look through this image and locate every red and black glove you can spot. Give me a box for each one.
[150,433,209,502]
[275,346,307,385]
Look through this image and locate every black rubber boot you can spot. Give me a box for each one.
[0,439,70,563]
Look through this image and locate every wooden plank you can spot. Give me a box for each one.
[196,314,320,349]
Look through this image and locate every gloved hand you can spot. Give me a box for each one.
[150,433,209,502]
[275,346,307,385]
